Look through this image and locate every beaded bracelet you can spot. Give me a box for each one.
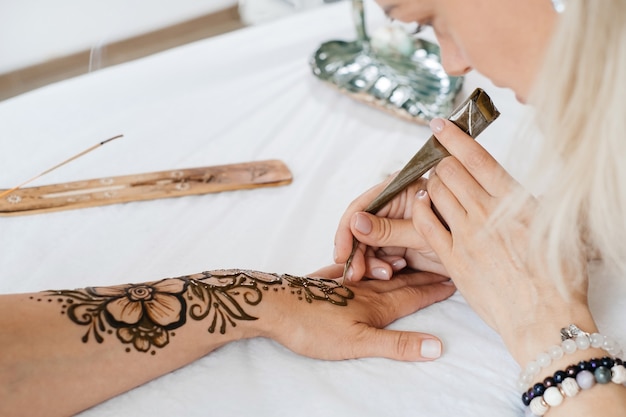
[522,356,626,416]
[517,324,623,391]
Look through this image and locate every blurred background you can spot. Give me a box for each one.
[0,0,342,101]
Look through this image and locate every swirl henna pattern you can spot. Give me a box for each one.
[31,270,354,354]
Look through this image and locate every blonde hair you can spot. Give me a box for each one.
[504,0,626,290]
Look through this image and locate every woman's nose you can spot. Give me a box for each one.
[438,40,472,76]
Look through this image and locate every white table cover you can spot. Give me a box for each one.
[1,2,624,416]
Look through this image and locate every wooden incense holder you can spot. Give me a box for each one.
[0,160,292,216]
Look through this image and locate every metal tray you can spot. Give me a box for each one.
[310,0,463,124]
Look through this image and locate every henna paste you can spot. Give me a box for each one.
[32,270,353,353]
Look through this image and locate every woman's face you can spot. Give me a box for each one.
[377,0,557,102]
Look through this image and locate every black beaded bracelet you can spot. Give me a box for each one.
[521,357,626,416]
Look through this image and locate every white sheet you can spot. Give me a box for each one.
[1,2,624,416]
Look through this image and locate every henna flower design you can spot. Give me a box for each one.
[42,269,354,354]
[117,323,169,352]
[87,279,188,351]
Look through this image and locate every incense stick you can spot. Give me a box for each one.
[0,134,123,199]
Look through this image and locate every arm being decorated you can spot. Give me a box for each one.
[0,268,455,417]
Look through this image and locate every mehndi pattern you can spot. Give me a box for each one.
[32,270,354,354]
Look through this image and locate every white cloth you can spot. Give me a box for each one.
[1,2,624,416]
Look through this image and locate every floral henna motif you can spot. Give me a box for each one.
[34,270,354,354]
[283,274,353,305]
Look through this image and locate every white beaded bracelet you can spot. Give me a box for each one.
[523,356,626,417]
[517,324,624,392]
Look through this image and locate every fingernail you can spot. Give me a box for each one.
[416,189,427,199]
[441,279,455,286]
[391,258,407,270]
[421,339,442,359]
[429,118,445,133]
[371,267,390,280]
[354,212,373,235]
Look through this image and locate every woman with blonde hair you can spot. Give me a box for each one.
[334,0,626,415]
